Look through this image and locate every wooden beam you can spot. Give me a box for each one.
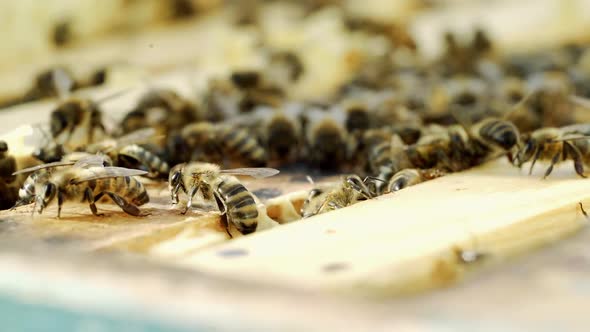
[174,160,589,295]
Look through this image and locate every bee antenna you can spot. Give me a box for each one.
[502,87,538,120]
[95,88,133,105]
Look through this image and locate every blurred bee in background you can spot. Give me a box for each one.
[267,50,305,84]
[243,105,302,167]
[169,162,279,236]
[304,108,351,171]
[12,155,149,217]
[385,168,447,193]
[513,124,590,178]
[230,70,286,113]
[0,141,19,209]
[120,88,201,136]
[22,66,78,102]
[84,128,169,178]
[178,121,267,167]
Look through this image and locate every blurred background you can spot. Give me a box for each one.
[1,0,590,105]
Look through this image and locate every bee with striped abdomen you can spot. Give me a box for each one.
[84,128,169,178]
[304,108,351,171]
[169,162,279,236]
[120,88,201,136]
[513,124,590,178]
[0,141,19,209]
[12,155,149,217]
[12,152,112,209]
[180,122,267,167]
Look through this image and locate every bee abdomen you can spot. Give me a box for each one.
[219,127,267,166]
[118,144,170,176]
[478,119,518,150]
[369,141,392,172]
[217,178,258,234]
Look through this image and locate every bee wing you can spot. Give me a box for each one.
[220,167,280,178]
[94,88,132,105]
[12,160,75,175]
[73,154,108,168]
[549,134,590,142]
[91,128,158,152]
[115,128,157,147]
[53,68,74,100]
[72,167,148,184]
[569,95,590,109]
[501,88,538,120]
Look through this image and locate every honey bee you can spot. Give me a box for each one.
[231,71,286,113]
[84,128,169,178]
[301,175,374,218]
[513,124,590,178]
[385,168,447,193]
[180,122,267,167]
[0,141,19,209]
[13,155,149,217]
[242,105,302,166]
[267,50,305,84]
[12,152,112,209]
[50,97,107,151]
[305,109,350,170]
[120,88,201,135]
[22,66,77,102]
[168,162,279,235]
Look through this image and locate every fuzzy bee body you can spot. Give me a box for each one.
[50,98,106,151]
[181,122,267,167]
[214,175,259,234]
[301,175,374,218]
[515,124,590,178]
[306,118,349,170]
[12,156,148,217]
[169,162,279,236]
[117,144,170,178]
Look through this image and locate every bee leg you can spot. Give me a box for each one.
[106,192,143,217]
[346,177,372,199]
[171,184,181,204]
[328,201,344,210]
[529,146,542,175]
[213,192,232,238]
[57,191,64,218]
[182,187,199,215]
[565,142,586,178]
[543,152,561,179]
[87,190,105,217]
[436,149,458,172]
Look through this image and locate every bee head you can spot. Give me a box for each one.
[36,182,57,214]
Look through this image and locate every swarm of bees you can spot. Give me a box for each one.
[3,3,590,239]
